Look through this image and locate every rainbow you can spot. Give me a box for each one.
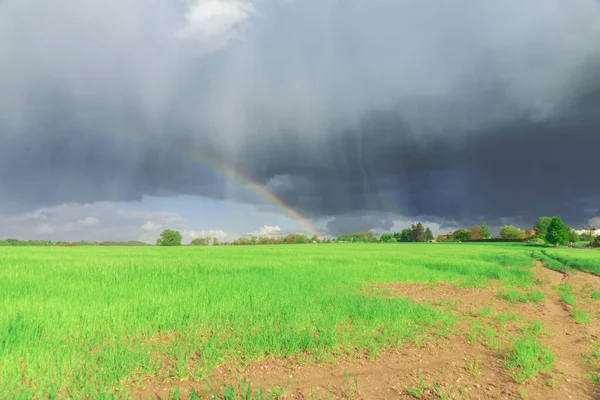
[178,146,321,238]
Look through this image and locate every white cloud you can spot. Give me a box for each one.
[0,202,201,242]
[176,0,256,52]
[34,223,54,235]
[0,199,293,244]
[590,217,600,228]
[79,217,100,226]
[248,225,281,237]
[141,221,162,231]
[183,229,228,242]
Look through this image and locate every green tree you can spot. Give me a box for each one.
[546,217,570,246]
[580,232,592,241]
[453,228,470,242]
[310,234,320,243]
[156,229,182,246]
[354,231,375,242]
[212,237,220,246]
[425,228,434,241]
[380,233,395,242]
[481,222,491,239]
[534,216,553,237]
[411,223,426,242]
[468,225,484,240]
[400,229,412,242]
[282,234,309,244]
[190,237,210,246]
[499,225,524,240]
[569,230,579,243]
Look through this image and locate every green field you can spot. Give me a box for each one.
[542,248,600,274]
[2,243,597,398]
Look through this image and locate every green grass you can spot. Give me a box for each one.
[542,249,600,275]
[555,283,592,324]
[582,342,600,384]
[498,289,544,304]
[495,312,522,326]
[532,250,570,272]
[520,320,547,337]
[478,307,493,317]
[573,309,592,325]
[505,335,555,383]
[592,291,600,300]
[0,244,536,397]
[557,283,577,306]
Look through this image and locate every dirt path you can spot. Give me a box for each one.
[526,263,597,399]
[135,263,600,399]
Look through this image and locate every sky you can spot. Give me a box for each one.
[1,0,600,243]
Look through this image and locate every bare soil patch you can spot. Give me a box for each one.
[133,264,600,399]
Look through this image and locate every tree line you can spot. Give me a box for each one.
[2,216,595,248]
[0,239,149,247]
[436,216,592,247]
[155,217,596,248]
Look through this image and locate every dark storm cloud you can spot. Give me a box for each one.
[1,0,600,231]
[325,213,395,237]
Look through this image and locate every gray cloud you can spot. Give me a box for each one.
[1,0,600,234]
[326,212,395,236]
[0,203,189,242]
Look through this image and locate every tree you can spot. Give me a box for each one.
[581,232,592,241]
[546,217,570,246]
[468,225,484,240]
[453,228,470,242]
[499,225,524,240]
[589,225,598,249]
[354,231,375,242]
[282,234,309,244]
[411,223,426,242]
[212,237,220,246]
[156,229,182,246]
[380,233,396,243]
[534,217,553,237]
[425,228,434,241]
[311,234,320,243]
[400,228,412,242]
[480,222,491,239]
[190,237,210,246]
[569,230,579,243]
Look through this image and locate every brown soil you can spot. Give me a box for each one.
[133,263,600,400]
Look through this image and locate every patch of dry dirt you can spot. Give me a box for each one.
[133,263,600,399]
